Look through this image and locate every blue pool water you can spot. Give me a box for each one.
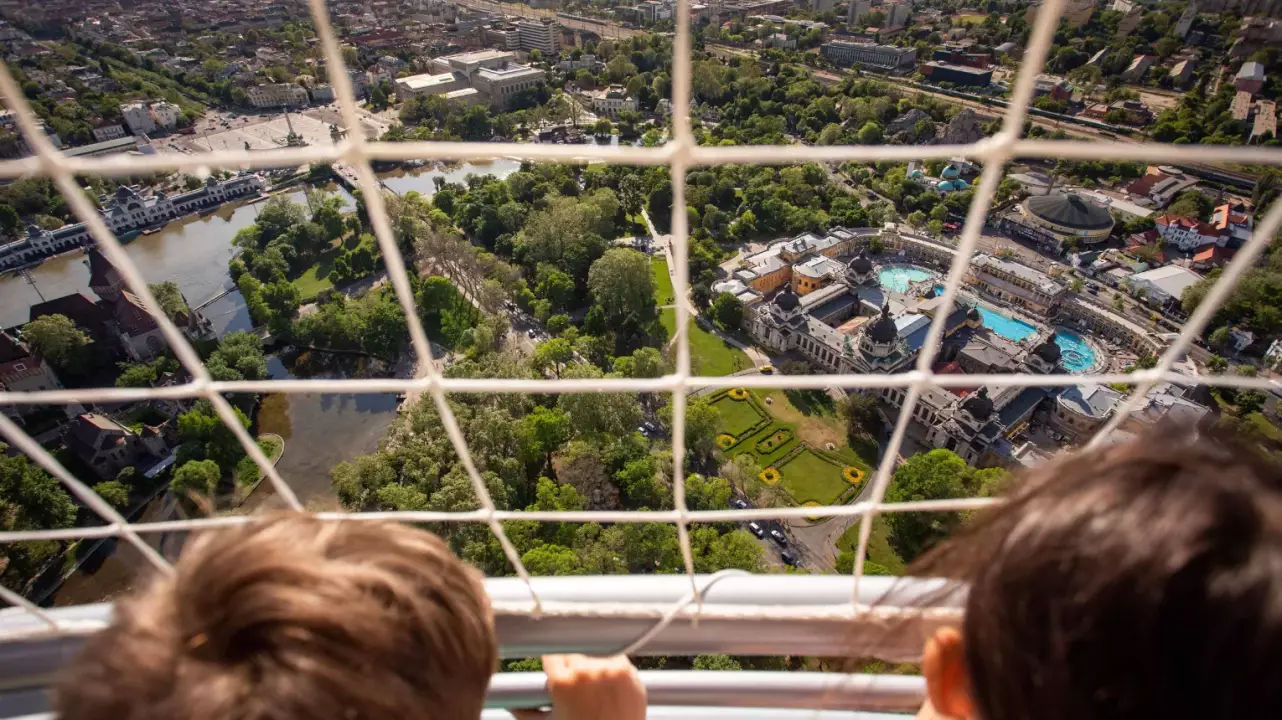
[1054,329,1097,373]
[877,266,934,293]
[976,306,1038,342]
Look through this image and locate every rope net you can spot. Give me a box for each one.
[0,0,1280,644]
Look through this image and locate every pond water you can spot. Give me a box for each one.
[876,265,935,294]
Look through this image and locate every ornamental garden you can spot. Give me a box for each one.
[708,388,871,509]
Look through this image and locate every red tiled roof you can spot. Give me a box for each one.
[112,291,160,337]
[1193,245,1235,264]
[1156,214,1219,236]
[1126,171,1166,196]
[931,360,974,397]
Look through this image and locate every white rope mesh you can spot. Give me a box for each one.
[0,0,1274,644]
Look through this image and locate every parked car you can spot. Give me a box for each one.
[780,550,798,566]
[527,329,537,338]
[729,498,749,510]
[769,529,787,546]
[747,522,765,539]
[644,421,658,434]
[637,426,648,436]
[759,364,774,374]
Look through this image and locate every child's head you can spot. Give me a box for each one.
[915,427,1282,720]
[56,513,496,720]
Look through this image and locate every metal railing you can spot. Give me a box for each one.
[0,0,1279,714]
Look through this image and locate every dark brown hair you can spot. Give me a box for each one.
[911,426,1282,720]
[56,512,497,720]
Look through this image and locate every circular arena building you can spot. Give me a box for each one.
[1017,192,1115,247]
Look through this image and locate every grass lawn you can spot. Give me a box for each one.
[757,389,847,451]
[661,308,752,376]
[1248,412,1282,445]
[652,257,676,305]
[709,395,764,436]
[953,13,986,24]
[232,434,285,488]
[777,448,853,505]
[837,519,906,575]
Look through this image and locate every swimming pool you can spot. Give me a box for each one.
[877,265,934,294]
[1054,329,1098,373]
[975,306,1038,342]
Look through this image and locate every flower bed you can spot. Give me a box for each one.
[728,387,749,400]
[754,428,794,454]
[716,434,736,449]
[760,467,781,485]
[842,465,865,485]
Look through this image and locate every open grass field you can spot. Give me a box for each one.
[777,448,852,505]
[952,13,987,24]
[837,518,905,575]
[710,394,765,436]
[652,257,676,305]
[661,308,752,376]
[292,233,378,300]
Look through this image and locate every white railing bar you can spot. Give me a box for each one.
[3,369,1273,406]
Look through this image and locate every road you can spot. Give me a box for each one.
[453,0,645,38]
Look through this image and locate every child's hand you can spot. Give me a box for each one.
[513,654,646,720]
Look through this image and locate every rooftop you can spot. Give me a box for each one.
[396,72,463,90]
[1131,264,1203,297]
[1025,192,1115,232]
[971,253,1066,294]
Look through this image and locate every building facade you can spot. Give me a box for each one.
[821,40,917,69]
[0,176,267,271]
[968,253,1066,314]
[120,101,155,135]
[247,83,309,108]
[516,19,559,54]
[92,123,126,142]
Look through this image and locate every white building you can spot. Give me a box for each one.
[312,83,336,103]
[247,83,309,108]
[150,101,181,128]
[394,71,468,100]
[847,0,871,25]
[884,1,910,27]
[1155,214,1220,251]
[120,102,155,135]
[516,19,559,55]
[1128,265,1203,305]
[473,64,545,108]
[821,40,917,69]
[91,123,126,142]
[583,86,637,117]
[0,176,268,271]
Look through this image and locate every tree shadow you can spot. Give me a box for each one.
[784,388,835,416]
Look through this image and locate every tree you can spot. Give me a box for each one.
[678,397,722,463]
[22,313,92,373]
[519,406,572,473]
[92,480,130,509]
[1206,354,1228,374]
[533,337,574,378]
[558,365,643,438]
[613,347,664,379]
[711,292,744,330]
[1209,326,1232,349]
[205,331,268,381]
[842,393,885,442]
[178,400,251,473]
[588,248,655,322]
[170,459,221,501]
[1235,390,1267,416]
[0,443,77,589]
[148,281,188,319]
[883,449,972,562]
[693,655,742,671]
[857,121,883,144]
[0,204,19,235]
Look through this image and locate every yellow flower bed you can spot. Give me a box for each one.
[803,500,822,522]
[716,434,736,449]
[728,387,749,400]
[760,467,780,485]
[843,466,865,485]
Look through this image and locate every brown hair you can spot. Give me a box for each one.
[56,512,497,720]
[910,426,1282,720]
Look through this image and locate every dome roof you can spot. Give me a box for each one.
[866,303,898,344]
[774,286,800,312]
[938,180,957,192]
[848,250,874,274]
[966,305,982,322]
[941,164,961,179]
[1026,193,1115,232]
[962,388,994,420]
[954,179,970,190]
[910,169,924,178]
[1033,332,1062,363]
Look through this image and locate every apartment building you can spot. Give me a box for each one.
[247,82,309,108]
[516,19,559,54]
[821,40,917,69]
